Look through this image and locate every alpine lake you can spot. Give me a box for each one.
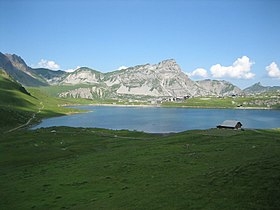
[33,106,280,133]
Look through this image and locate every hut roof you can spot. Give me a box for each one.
[219,120,241,127]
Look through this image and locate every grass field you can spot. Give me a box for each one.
[1,70,280,209]
[1,127,280,209]
[162,96,279,109]
[0,72,84,132]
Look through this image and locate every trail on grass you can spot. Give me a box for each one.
[5,101,44,133]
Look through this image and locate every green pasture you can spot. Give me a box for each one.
[1,127,280,209]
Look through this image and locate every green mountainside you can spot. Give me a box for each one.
[0,69,38,131]
[0,70,82,132]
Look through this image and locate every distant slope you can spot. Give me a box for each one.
[0,52,48,86]
[244,82,280,94]
[30,68,66,84]
[0,69,31,95]
[0,69,80,132]
[59,67,102,85]
[197,79,242,96]
[0,69,39,131]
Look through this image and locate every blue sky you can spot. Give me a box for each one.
[0,0,279,88]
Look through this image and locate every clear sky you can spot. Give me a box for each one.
[0,0,279,88]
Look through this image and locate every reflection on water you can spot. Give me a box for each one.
[32,106,280,133]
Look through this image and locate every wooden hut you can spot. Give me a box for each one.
[217,120,242,129]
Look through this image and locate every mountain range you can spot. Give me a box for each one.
[243,82,280,94]
[0,52,279,99]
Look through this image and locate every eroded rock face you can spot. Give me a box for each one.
[0,52,243,98]
[197,79,242,96]
[57,59,241,98]
[101,59,206,97]
[243,82,280,94]
[59,86,117,99]
[0,53,47,86]
[62,69,101,85]
[5,54,31,75]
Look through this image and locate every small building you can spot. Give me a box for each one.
[217,120,242,129]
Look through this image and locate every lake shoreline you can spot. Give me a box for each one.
[34,105,280,132]
[62,103,275,110]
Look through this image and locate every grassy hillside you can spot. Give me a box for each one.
[162,96,280,109]
[1,127,280,209]
[1,68,280,209]
[37,85,94,97]
[0,71,83,132]
[0,70,38,131]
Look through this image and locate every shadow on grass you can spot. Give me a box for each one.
[0,89,35,108]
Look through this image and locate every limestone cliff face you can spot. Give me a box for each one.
[101,59,207,97]
[58,86,116,99]
[0,52,243,98]
[59,67,102,85]
[58,59,242,98]
[197,79,242,96]
[57,59,205,98]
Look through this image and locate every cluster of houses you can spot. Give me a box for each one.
[147,96,191,104]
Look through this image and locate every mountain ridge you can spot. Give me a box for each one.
[0,52,247,99]
[244,82,280,94]
[0,53,47,86]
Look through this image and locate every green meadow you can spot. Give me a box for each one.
[162,96,279,109]
[0,71,83,132]
[1,72,280,209]
[1,127,280,209]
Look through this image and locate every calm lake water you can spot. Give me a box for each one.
[33,106,280,133]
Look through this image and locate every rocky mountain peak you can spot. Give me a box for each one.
[0,52,47,86]
[5,53,25,63]
[159,59,176,65]
[242,82,280,94]
[5,53,30,73]
[61,67,102,85]
[76,67,93,72]
[155,59,182,73]
[254,82,262,87]
[0,52,244,97]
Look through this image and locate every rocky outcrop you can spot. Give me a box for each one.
[5,54,31,76]
[30,68,66,85]
[101,59,206,97]
[0,52,243,98]
[59,85,117,99]
[61,67,102,85]
[0,53,47,86]
[197,79,242,96]
[243,82,280,94]
[57,60,242,98]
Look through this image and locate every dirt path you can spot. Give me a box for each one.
[5,102,44,133]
